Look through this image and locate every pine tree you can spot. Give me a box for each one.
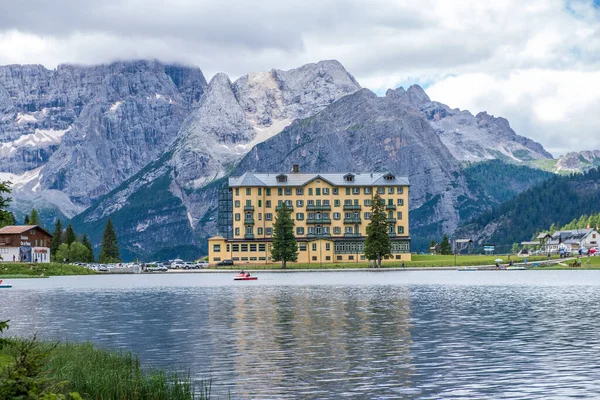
[24,214,30,225]
[270,204,297,269]
[64,224,76,246]
[99,218,120,263]
[29,208,40,226]
[50,220,63,261]
[81,234,95,262]
[364,194,391,267]
[0,212,15,228]
[440,235,452,255]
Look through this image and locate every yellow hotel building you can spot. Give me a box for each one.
[208,165,411,265]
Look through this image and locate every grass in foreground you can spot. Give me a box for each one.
[532,256,600,270]
[208,254,560,270]
[0,338,207,399]
[0,262,95,278]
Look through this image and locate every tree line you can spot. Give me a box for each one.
[50,219,121,263]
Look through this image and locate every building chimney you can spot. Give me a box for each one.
[292,164,299,173]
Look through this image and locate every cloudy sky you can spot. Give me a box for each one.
[1,0,599,156]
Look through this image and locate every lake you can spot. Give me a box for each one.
[2,271,600,399]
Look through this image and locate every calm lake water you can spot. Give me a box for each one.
[2,271,600,399]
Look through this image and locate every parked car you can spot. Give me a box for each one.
[183,261,195,270]
[590,247,600,255]
[216,259,234,267]
[170,259,184,269]
[195,261,209,269]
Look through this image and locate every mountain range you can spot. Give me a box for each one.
[0,59,592,259]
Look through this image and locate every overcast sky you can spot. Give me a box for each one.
[1,0,599,156]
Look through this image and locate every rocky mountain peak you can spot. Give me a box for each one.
[405,84,431,105]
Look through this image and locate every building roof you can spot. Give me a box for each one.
[229,172,410,187]
[0,225,52,237]
[546,229,596,245]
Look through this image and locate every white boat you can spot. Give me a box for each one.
[506,266,526,270]
[0,280,12,288]
[457,267,478,271]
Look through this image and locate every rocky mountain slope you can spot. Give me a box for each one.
[554,150,600,173]
[388,85,552,163]
[0,60,207,217]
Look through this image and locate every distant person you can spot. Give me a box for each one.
[12,255,15,262]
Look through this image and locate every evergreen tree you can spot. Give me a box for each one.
[440,235,452,255]
[99,218,120,263]
[511,243,520,254]
[29,208,40,226]
[64,224,76,246]
[364,194,391,267]
[81,234,95,262]
[270,204,297,269]
[55,242,92,263]
[23,214,30,225]
[0,212,15,228]
[50,220,63,261]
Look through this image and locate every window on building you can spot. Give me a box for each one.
[333,188,339,195]
[307,199,315,206]
[344,174,355,182]
[285,200,293,207]
[235,200,240,208]
[308,188,313,195]
[259,244,266,252]
[377,187,385,194]
[266,228,272,235]
[364,199,372,206]
[258,227,263,235]
[326,243,330,251]
[241,244,248,251]
[326,256,331,261]
[296,200,304,207]
[345,226,353,233]
[364,212,372,220]
[397,211,402,220]
[344,212,352,219]
[296,213,304,220]
[296,188,304,195]
[278,188,283,196]
[299,243,307,251]
[397,187,403,194]
[258,200,262,207]
[323,227,330,234]
[388,187,394,194]
[323,188,329,195]
[258,188,262,195]
[337,255,343,260]
[334,227,341,234]
[297,227,304,235]
[213,244,221,252]
[246,199,252,207]
[235,228,240,236]
[352,188,360,195]
[250,244,257,251]
[285,188,292,196]
[333,212,341,220]
[316,188,321,195]
[266,188,271,196]
[364,187,372,194]
[398,226,405,234]
[235,213,240,221]
[308,227,314,234]
[266,200,271,208]
[232,244,240,252]
[235,188,239,196]
[323,200,330,206]
[349,255,354,260]
[354,199,359,205]
[312,243,317,251]
[312,256,317,261]
[265,213,273,221]
[245,226,253,234]
[277,174,287,183]
[246,188,251,195]
[346,187,350,195]
[397,199,404,206]
[389,225,395,234]
[388,211,393,218]
[344,199,351,206]
[334,199,340,207]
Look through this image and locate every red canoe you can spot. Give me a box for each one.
[234,276,258,281]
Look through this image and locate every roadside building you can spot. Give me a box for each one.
[0,225,52,263]
[544,229,599,253]
[208,165,411,266]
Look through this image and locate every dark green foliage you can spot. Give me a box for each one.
[99,218,120,263]
[0,212,16,228]
[440,235,452,255]
[64,224,76,246]
[461,168,600,246]
[55,243,92,264]
[464,160,554,204]
[24,214,30,225]
[50,220,63,261]
[0,181,11,224]
[364,194,391,267]
[81,234,94,262]
[29,208,41,226]
[271,204,297,269]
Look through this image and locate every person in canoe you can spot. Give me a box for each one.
[245,272,250,277]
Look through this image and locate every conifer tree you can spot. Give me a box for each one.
[0,212,15,228]
[364,194,391,267]
[270,204,297,269]
[29,208,41,226]
[64,224,76,246]
[50,220,63,261]
[81,234,95,262]
[440,235,452,255]
[99,218,120,263]
[24,214,30,225]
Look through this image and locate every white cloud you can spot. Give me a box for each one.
[0,0,599,155]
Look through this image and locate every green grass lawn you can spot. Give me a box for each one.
[0,262,95,278]
[210,254,559,270]
[532,256,600,269]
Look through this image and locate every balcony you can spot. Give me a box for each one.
[385,204,396,210]
[344,233,362,238]
[244,205,254,211]
[388,232,397,237]
[306,205,332,211]
[343,218,362,224]
[244,218,255,225]
[276,205,294,211]
[306,218,332,224]
[386,218,397,224]
[244,234,255,240]
[343,204,361,211]
[306,233,332,239]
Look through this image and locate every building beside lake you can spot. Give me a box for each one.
[208,165,411,265]
[0,225,52,263]
[539,229,599,253]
